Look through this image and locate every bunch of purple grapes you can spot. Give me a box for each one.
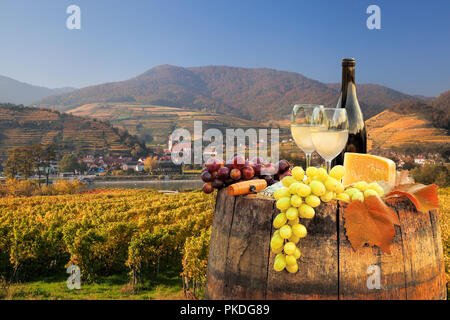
[201,155,292,194]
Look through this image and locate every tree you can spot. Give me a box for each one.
[78,161,88,174]
[5,146,34,179]
[5,148,20,178]
[31,144,44,186]
[42,144,57,185]
[144,156,158,174]
[59,154,80,174]
[411,164,449,187]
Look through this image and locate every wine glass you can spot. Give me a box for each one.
[310,108,349,172]
[291,104,323,168]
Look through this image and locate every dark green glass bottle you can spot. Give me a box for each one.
[334,58,367,165]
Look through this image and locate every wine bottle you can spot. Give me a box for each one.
[334,58,367,165]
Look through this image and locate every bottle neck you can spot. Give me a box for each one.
[340,65,356,108]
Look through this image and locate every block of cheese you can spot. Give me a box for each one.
[342,153,396,186]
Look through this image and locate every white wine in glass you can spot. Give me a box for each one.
[291,104,323,168]
[310,108,349,172]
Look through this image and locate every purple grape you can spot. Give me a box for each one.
[202,183,214,194]
[201,171,213,182]
[276,160,290,174]
[217,167,230,180]
[211,179,224,189]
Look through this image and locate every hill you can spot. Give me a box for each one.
[430,90,450,129]
[66,102,266,146]
[366,110,449,151]
[37,65,417,122]
[366,91,450,154]
[0,75,75,105]
[326,83,427,118]
[0,103,147,161]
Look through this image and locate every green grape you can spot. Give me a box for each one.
[270,234,284,250]
[344,187,359,198]
[272,245,283,254]
[284,242,297,255]
[288,217,299,226]
[329,165,346,180]
[364,189,379,198]
[292,223,307,238]
[335,182,345,194]
[352,191,364,202]
[336,192,350,202]
[280,225,292,239]
[288,233,300,244]
[293,247,301,260]
[275,252,285,260]
[289,182,302,195]
[290,194,302,208]
[297,183,311,197]
[286,262,298,273]
[292,166,305,181]
[273,212,287,229]
[320,190,334,203]
[354,181,369,191]
[274,255,286,272]
[286,207,299,220]
[316,168,329,181]
[299,204,315,219]
[367,182,384,196]
[324,177,339,192]
[375,186,384,197]
[305,195,321,208]
[309,180,326,196]
[306,166,318,177]
[282,176,296,188]
[285,255,297,266]
[276,197,291,211]
[274,188,291,200]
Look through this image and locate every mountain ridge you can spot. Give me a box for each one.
[0,75,76,106]
[37,65,419,122]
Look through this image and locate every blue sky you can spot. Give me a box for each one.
[0,0,449,96]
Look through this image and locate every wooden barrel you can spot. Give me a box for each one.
[205,189,447,300]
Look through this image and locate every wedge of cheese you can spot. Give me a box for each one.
[343,153,396,186]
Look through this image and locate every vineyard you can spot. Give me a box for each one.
[66,102,266,146]
[0,104,146,161]
[0,187,448,299]
[0,189,215,299]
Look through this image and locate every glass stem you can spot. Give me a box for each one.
[305,153,311,168]
[326,160,332,173]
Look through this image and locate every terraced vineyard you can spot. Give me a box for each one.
[366,110,450,151]
[66,103,267,146]
[0,104,146,160]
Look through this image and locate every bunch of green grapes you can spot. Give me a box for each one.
[341,180,385,202]
[270,165,347,273]
[270,165,387,274]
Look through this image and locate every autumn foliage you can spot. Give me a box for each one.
[0,178,84,197]
[0,189,214,288]
[343,183,440,253]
